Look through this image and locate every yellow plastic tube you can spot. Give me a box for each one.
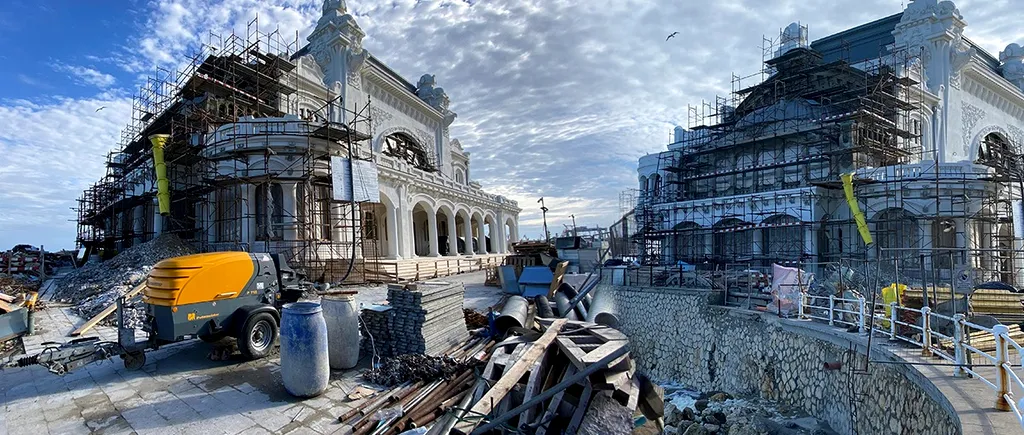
[842,172,873,246]
[149,134,171,216]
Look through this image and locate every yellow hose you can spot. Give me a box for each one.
[841,172,873,246]
[149,134,171,215]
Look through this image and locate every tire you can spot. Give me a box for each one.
[122,351,146,370]
[238,312,277,360]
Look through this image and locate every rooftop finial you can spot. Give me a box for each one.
[323,0,347,14]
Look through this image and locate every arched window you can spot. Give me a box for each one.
[977,132,1017,172]
[874,208,920,267]
[639,176,649,194]
[455,169,465,184]
[713,218,751,260]
[256,184,284,241]
[651,174,662,197]
[673,221,706,262]
[762,214,802,260]
[383,133,435,172]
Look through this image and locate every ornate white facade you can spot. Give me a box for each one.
[635,0,1024,284]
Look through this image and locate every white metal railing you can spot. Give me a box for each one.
[797,294,1024,430]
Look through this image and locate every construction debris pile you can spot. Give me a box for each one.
[463,308,488,329]
[386,281,470,356]
[343,291,658,435]
[364,354,472,387]
[0,275,38,300]
[52,234,194,325]
[663,388,837,435]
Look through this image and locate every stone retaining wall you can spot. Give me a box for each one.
[602,284,960,435]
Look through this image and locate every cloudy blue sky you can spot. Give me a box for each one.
[0,0,1021,250]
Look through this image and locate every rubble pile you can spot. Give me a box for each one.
[386,281,470,356]
[0,275,39,298]
[662,388,837,435]
[363,353,471,387]
[52,234,195,326]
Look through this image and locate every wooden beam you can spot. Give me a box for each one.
[70,281,147,336]
[547,261,569,298]
[454,318,566,434]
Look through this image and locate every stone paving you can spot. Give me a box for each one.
[0,271,504,435]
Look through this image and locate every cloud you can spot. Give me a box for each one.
[2,0,1021,249]
[16,74,48,88]
[53,63,117,88]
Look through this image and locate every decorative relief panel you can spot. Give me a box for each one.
[961,102,986,150]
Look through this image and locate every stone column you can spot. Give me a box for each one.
[241,184,255,250]
[427,209,440,257]
[462,217,475,255]
[447,212,459,256]
[281,182,297,242]
[385,202,401,259]
[204,195,214,244]
[331,203,346,244]
[477,219,488,254]
[133,205,145,245]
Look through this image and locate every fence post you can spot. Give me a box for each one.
[798,292,805,319]
[857,296,866,334]
[994,324,1012,411]
[952,314,966,378]
[889,302,897,341]
[828,295,835,326]
[920,306,933,357]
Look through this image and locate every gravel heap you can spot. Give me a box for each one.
[663,388,838,435]
[52,234,195,327]
[363,353,470,387]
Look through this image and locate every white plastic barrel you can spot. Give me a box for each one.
[280,302,330,397]
[322,293,360,370]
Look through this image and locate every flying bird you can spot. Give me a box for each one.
[666,32,679,41]
[95,106,106,112]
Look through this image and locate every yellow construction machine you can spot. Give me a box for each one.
[6,252,307,374]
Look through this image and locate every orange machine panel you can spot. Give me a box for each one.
[144,252,255,307]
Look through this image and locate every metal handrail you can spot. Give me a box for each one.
[795,291,1024,421]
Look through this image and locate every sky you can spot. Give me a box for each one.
[0,0,1021,250]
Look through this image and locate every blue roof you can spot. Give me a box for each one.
[811,13,901,64]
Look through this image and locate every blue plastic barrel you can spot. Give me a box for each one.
[280,302,330,397]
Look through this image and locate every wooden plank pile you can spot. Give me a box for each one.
[937,323,1024,353]
[387,281,471,356]
[448,319,645,435]
[905,288,1024,318]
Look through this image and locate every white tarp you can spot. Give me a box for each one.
[331,156,380,203]
[767,263,813,317]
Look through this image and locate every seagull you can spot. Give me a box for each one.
[95,106,106,112]
[666,32,679,41]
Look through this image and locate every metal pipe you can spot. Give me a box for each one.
[553,292,578,320]
[535,295,554,318]
[495,296,528,334]
[585,287,619,328]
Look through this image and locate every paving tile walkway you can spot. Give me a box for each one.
[1,272,504,435]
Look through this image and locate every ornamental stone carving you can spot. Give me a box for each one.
[370,106,393,133]
[1000,43,1024,91]
[416,74,451,112]
[961,101,986,150]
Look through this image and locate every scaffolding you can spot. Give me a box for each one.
[74,17,387,283]
[635,27,925,274]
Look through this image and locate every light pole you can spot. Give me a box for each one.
[538,197,550,243]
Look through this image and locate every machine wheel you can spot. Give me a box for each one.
[122,351,146,370]
[238,312,277,360]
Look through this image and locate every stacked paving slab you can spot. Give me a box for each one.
[360,304,393,358]
[387,281,470,356]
